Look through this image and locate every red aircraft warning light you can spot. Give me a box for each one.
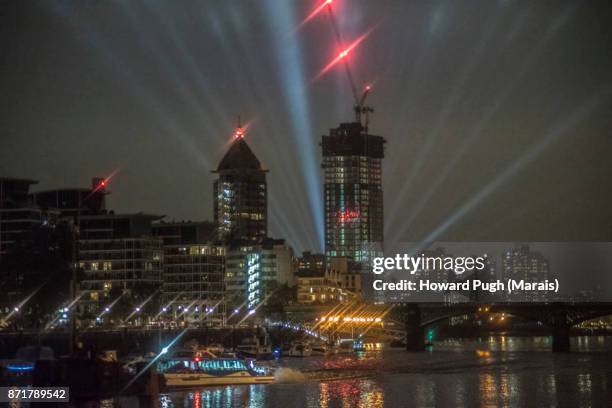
[234,126,245,139]
[91,177,109,193]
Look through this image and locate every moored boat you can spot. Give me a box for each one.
[287,342,312,357]
[236,336,274,360]
[311,342,334,356]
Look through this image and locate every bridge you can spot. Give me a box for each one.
[398,302,612,352]
[283,302,612,352]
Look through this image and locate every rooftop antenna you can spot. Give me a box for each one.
[234,115,244,139]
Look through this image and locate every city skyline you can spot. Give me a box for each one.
[0,3,611,406]
[2,1,612,255]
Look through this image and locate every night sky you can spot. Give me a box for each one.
[1,0,611,254]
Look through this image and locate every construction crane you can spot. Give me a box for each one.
[325,3,374,131]
[355,85,374,131]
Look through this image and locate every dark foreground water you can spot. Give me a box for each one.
[19,336,612,407]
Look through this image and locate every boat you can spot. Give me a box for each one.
[287,342,312,357]
[0,346,55,386]
[236,336,273,360]
[157,356,275,388]
[311,343,335,356]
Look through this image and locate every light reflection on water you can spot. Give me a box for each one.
[17,336,612,408]
[151,336,610,408]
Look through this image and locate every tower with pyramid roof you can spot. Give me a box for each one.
[213,124,267,244]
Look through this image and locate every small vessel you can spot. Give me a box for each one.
[236,336,273,360]
[311,342,335,356]
[0,346,54,386]
[158,356,275,388]
[288,342,312,357]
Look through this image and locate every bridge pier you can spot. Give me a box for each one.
[404,304,424,352]
[551,326,571,352]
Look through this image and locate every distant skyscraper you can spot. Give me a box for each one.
[502,244,550,301]
[321,122,385,266]
[213,125,267,243]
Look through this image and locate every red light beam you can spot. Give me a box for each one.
[295,0,333,33]
[314,30,371,81]
[87,167,121,201]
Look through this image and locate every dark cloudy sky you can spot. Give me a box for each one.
[1,0,611,253]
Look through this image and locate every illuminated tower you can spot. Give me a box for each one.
[321,122,385,266]
[213,125,267,243]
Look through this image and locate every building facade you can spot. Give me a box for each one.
[327,256,362,297]
[213,127,267,243]
[152,221,225,326]
[321,122,385,268]
[77,213,163,317]
[502,244,550,301]
[0,178,60,311]
[296,270,350,305]
[0,178,57,261]
[225,238,296,311]
[30,177,108,220]
[297,251,326,275]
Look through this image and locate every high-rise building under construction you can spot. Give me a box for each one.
[321,121,385,267]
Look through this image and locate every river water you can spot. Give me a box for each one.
[36,336,612,407]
